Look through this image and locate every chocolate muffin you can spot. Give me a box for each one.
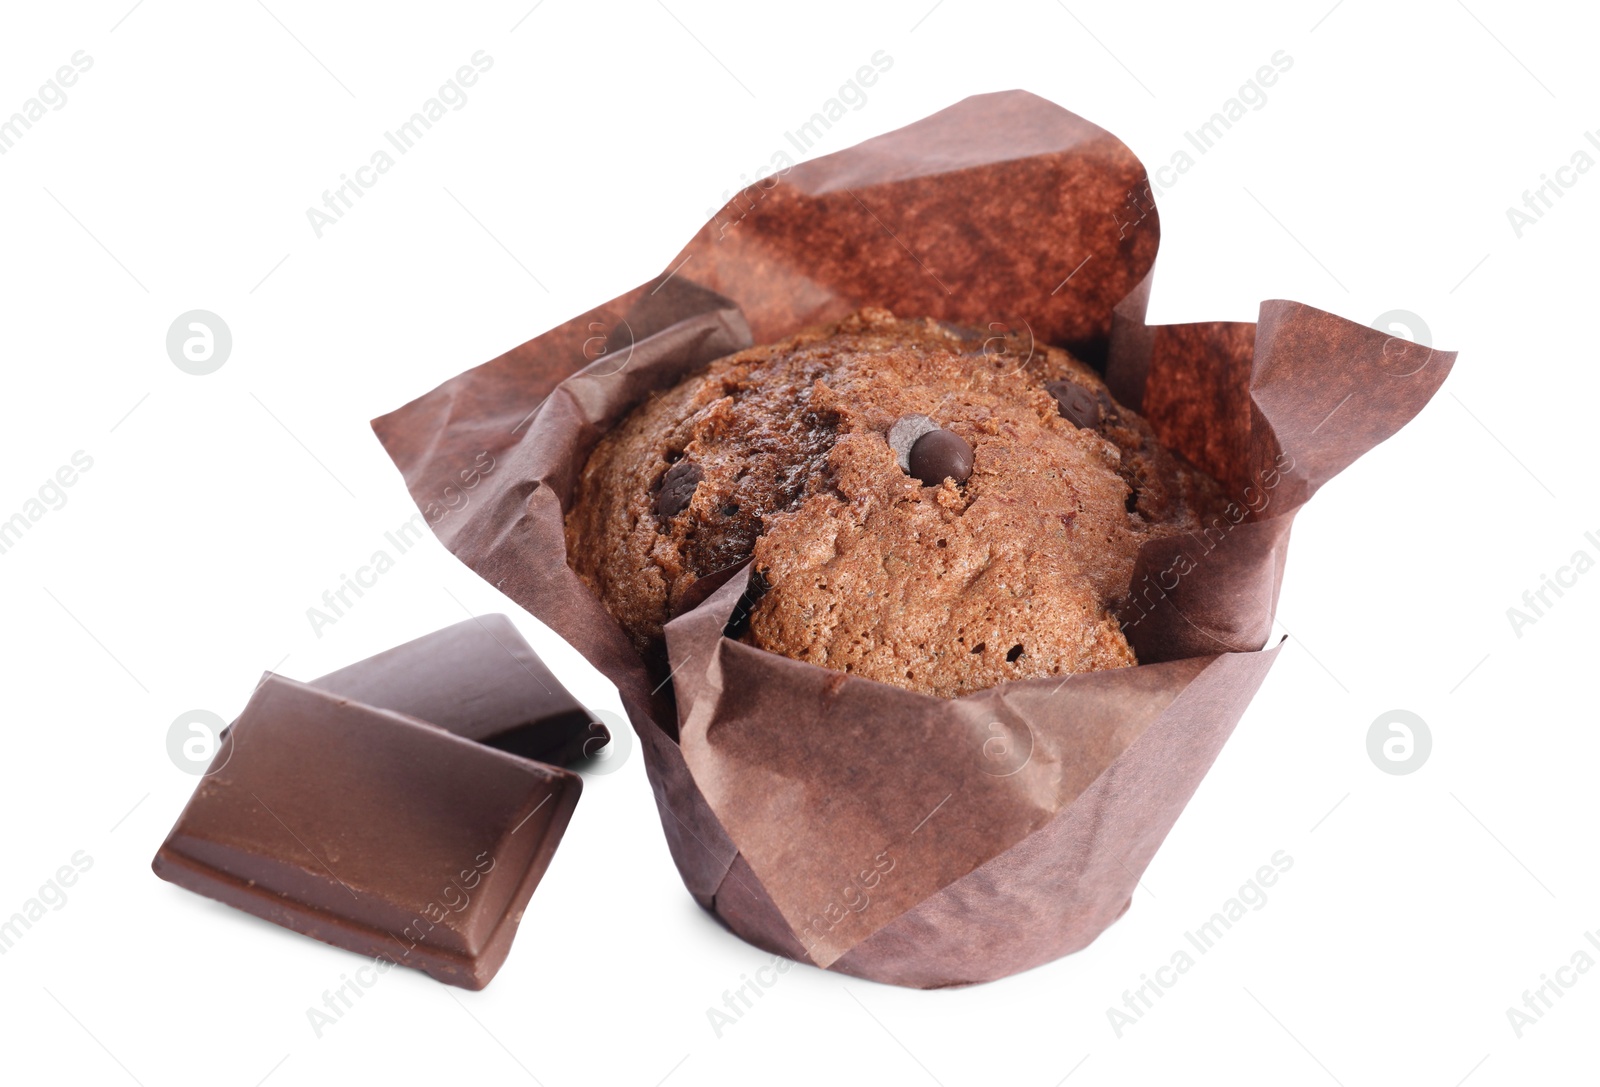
[564,308,1225,698]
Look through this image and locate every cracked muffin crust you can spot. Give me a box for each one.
[564,308,1226,698]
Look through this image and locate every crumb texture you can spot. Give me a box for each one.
[565,308,1225,698]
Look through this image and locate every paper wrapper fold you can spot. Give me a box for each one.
[372,90,1453,987]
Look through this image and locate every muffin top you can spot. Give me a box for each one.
[564,308,1225,698]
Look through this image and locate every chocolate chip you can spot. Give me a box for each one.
[1047,379,1103,430]
[654,460,703,518]
[887,413,938,471]
[908,428,973,486]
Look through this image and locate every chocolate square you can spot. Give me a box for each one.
[152,674,581,989]
[308,614,607,766]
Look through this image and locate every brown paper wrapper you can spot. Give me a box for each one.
[372,91,1453,987]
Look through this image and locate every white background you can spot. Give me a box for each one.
[1,1,1594,1084]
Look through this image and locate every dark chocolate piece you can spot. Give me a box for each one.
[654,460,703,518]
[907,428,974,485]
[1047,379,1103,430]
[152,675,581,989]
[309,615,606,766]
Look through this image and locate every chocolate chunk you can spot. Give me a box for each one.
[1047,379,1103,430]
[887,413,939,471]
[152,675,581,989]
[908,428,974,485]
[654,460,703,518]
[310,615,606,766]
